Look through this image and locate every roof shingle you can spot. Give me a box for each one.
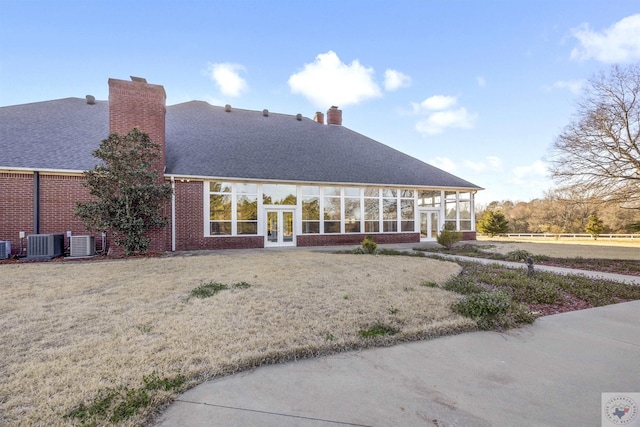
[0,98,481,189]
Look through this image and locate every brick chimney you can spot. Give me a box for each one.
[313,111,324,124]
[108,76,167,173]
[327,106,342,126]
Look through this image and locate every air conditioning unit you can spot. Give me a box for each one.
[27,234,64,260]
[0,241,10,259]
[70,236,95,257]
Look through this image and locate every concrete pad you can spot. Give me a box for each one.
[155,301,640,427]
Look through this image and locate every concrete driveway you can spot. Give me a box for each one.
[154,300,640,426]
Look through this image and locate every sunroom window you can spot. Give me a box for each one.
[209,182,232,235]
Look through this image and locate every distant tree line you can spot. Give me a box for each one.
[476,189,639,235]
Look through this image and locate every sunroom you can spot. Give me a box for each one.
[205,181,475,247]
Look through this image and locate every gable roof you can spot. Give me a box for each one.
[0,98,482,190]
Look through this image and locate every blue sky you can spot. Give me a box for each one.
[1,1,639,205]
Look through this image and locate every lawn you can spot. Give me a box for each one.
[3,244,639,426]
[0,252,472,426]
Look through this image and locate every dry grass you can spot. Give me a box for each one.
[0,251,473,426]
[474,237,640,260]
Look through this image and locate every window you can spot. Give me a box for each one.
[237,184,258,235]
[301,186,320,234]
[323,187,341,233]
[418,190,441,207]
[459,200,472,231]
[209,182,232,235]
[263,184,296,205]
[401,199,415,232]
[442,191,475,231]
[344,188,361,233]
[382,197,397,232]
[364,188,379,232]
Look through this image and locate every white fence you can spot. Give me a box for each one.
[486,233,639,240]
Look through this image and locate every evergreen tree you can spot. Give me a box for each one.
[585,214,605,240]
[477,210,509,237]
[75,128,173,255]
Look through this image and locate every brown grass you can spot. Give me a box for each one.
[474,237,640,260]
[0,251,473,426]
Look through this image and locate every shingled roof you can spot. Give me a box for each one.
[0,98,481,189]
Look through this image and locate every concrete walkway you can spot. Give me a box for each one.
[155,300,640,426]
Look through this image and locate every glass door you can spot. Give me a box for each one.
[265,209,295,247]
[429,211,439,239]
[420,210,440,240]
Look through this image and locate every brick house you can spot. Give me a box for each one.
[0,77,482,255]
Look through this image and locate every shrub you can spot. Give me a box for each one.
[505,250,532,261]
[455,290,512,319]
[361,235,377,254]
[437,223,462,250]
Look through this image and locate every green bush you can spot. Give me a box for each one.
[455,290,512,319]
[361,235,377,254]
[505,250,532,261]
[455,291,520,329]
[437,223,462,250]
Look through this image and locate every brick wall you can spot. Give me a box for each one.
[173,180,264,250]
[0,172,34,255]
[461,231,477,241]
[0,172,172,256]
[297,232,420,247]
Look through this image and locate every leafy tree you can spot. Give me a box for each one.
[548,64,640,208]
[585,214,605,239]
[75,128,173,255]
[476,210,509,237]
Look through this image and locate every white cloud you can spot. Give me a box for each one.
[384,69,411,91]
[429,156,457,172]
[415,107,477,136]
[551,79,585,95]
[205,62,248,97]
[512,160,548,184]
[570,14,640,63]
[464,156,503,173]
[412,95,478,136]
[288,51,382,108]
[476,76,486,87]
[413,95,458,112]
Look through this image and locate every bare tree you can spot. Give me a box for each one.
[548,64,640,208]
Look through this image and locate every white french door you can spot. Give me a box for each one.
[419,210,440,240]
[265,209,295,247]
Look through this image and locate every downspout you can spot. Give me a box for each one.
[33,171,40,234]
[171,176,176,252]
